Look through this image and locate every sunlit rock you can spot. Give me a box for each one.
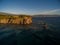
[0,15,32,24]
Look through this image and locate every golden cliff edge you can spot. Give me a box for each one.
[0,15,32,24]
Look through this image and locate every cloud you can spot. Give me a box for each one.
[39,9,60,14]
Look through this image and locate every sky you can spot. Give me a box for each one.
[0,0,60,15]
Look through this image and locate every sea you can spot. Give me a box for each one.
[0,17,60,45]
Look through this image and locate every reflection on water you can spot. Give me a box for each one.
[0,17,60,45]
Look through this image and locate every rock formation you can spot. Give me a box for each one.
[0,15,32,24]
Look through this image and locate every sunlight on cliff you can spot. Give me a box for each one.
[0,15,32,24]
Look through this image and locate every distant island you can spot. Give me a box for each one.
[32,14,60,17]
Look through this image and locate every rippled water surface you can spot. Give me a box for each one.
[0,17,60,45]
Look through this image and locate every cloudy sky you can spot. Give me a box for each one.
[0,0,60,15]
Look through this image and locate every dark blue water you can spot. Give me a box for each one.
[0,17,60,45]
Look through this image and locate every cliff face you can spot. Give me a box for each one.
[0,15,32,24]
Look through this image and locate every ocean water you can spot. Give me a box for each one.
[0,17,60,45]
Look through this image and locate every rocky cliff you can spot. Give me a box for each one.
[0,15,32,24]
